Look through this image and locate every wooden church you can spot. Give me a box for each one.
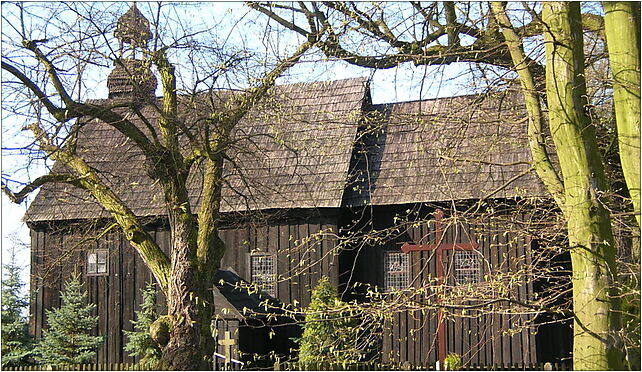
[24,4,572,369]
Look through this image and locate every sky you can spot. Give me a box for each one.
[1,1,474,292]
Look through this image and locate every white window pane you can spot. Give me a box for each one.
[88,252,97,265]
[454,251,480,285]
[251,254,276,296]
[384,252,409,291]
[97,251,107,264]
[87,249,108,275]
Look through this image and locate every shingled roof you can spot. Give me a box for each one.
[25,80,545,223]
[343,90,546,207]
[25,77,369,222]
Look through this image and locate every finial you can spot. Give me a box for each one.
[114,2,152,49]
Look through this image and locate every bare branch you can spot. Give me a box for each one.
[2,174,81,204]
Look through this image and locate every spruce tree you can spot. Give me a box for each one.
[298,276,360,369]
[1,248,33,367]
[34,273,103,365]
[124,281,161,368]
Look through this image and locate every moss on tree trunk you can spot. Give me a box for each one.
[603,1,641,233]
[542,3,625,370]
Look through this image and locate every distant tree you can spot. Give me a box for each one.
[298,276,360,369]
[34,273,102,365]
[1,248,33,367]
[124,281,161,368]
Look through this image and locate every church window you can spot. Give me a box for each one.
[453,250,481,285]
[384,251,410,291]
[250,254,276,296]
[87,249,108,275]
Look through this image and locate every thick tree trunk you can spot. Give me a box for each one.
[160,214,216,370]
[603,1,641,233]
[542,3,625,370]
[490,1,565,208]
[603,6,641,366]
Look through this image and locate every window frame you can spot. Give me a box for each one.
[86,248,109,276]
[452,250,482,286]
[383,250,410,292]
[249,253,277,297]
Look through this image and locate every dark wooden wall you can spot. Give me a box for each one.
[218,211,341,306]
[344,205,572,367]
[30,224,170,364]
[29,209,340,364]
[29,206,571,366]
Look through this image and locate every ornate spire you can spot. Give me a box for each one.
[107,3,156,103]
[114,2,152,50]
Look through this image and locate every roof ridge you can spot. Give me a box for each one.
[379,88,520,106]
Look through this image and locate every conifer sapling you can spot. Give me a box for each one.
[1,247,33,367]
[124,281,161,367]
[34,273,103,365]
[298,276,361,369]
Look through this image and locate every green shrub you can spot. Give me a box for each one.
[124,281,161,368]
[297,277,361,370]
[1,248,33,367]
[444,352,462,370]
[34,273,103,365]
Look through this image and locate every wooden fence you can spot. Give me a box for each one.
[2,364,138,371]
[277,361,572,371]
[2,361,571,371]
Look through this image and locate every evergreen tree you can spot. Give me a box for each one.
[124,281,161,368]
[1,248,33,367]
[34,273,103,365]
[298,277,361,369]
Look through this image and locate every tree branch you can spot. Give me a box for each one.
[491,1,565,209]
[22,39,75,107]
[1,61,66,121]
[2,174,81,204]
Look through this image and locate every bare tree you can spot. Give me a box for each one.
[1,2,317,369]
[250,2,639,369]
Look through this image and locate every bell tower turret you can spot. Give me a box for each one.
[107,2,156,102]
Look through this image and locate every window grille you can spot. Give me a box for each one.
[250,254,276,296]
[454,250,480,285]
[87,249,108,275]
[384,251,409,291]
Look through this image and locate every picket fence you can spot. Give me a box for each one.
[2,364,139,371]
[280,362,571,371]
[2,361,571,371]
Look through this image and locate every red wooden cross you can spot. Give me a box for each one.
[399,209,479,364]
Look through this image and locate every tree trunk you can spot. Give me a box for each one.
[602,1,641,233]
[603,5,641,367]
[542,3,625,370]
[160,213,216,370]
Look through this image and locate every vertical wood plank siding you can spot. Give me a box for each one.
[29,210,341,363]
[351,206,569,366]
[28,206,570,365]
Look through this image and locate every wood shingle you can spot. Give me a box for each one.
[344,89,546,207]
[25,77,368,222]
